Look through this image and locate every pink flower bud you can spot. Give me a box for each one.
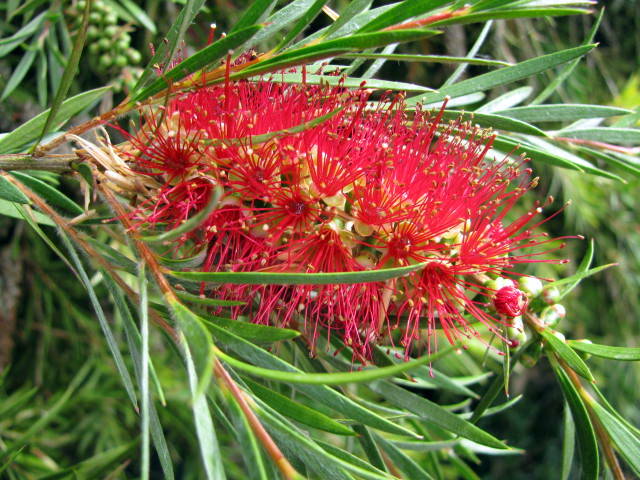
[494,286,527,317]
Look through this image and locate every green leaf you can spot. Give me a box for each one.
[59,233,139,409]
[532,7,602,105]
[132,25,262,103]
[540,330,594,382]
[0,11,46,56]
[275,0,327,51]
[119,0,157,33]
[237,29,441,79]
[0,176,29,204]
[356,0,450,32]
[578,147,640,180]
[133,0,206,90]
[10,171,84,215]
[1,47,36,101]
[33,0,92,151]
[245,379,354,436]
[169,261,425,285]
[231,0,277,33]
[167,301,215,389]
[369,381,509,449]
[209,106,344,147]
[394,368,481,399]
[141,185,222,243]
[352,425,387,472]
[567,341,640,361]
[139,264,151,480]
[257,407,353,480]
[438,110,546,136]
[548,357,599,480]
[246,0,321,48]
[496,105,632,123]
[561,402,576,480]
[0,87,109,154]
[589,401,640,475]
[217,393,270,480]
[0,363,92,461]
[265,72,433,92]
[556,127,640,146]
[408,45,596,106]
[206,321,419,437]
[104,277,174,479]
[341,52,510,67]
[476,86,533,113]
[431,8,589,27]
[36,49,47,106]
[375,433,435,479]
[215,347,435,385]
[545,264,617,292]
[492,135,625,181]
[322,0,373,38]
[180,332,226,480]
[201,315,300,343]
[175,290,245,307]
[317,440,393,479]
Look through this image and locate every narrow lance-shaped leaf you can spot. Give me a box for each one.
[169,261,425,285]
[589,401,640,476]
[540,330,594,382]
[275,0,327,51]
[495,105,632,123]
[356,0,451,33]
[548,356,598,480]
[215,346,437,385]
[139,263,151,480]
[561,402,576,480]
[180,333,226,480]
[235,28,441,79]
[567,341,640,361]
[532,7,603,105]
[244,379,355,436]
[368,380,510,450]
[408,44,596,106]
[0,87,109,154]
[58,232,139,409]
[321,0,373,38]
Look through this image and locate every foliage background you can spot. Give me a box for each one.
[0,1,639,479]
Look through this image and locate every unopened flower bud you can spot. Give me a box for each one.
[542,286,561,305]
[507,316,526,349]
[493,286,527,317]
[540,304,566,328]
[518,277,543,297]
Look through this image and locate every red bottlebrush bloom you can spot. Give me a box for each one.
[119,63,576,361]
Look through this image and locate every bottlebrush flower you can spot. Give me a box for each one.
[118,66,574,361]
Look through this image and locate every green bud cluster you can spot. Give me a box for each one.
[67,0,143,90]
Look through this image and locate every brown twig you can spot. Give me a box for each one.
[559,358,626,480]
[0,153,79,172]
[213,357,301,480]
